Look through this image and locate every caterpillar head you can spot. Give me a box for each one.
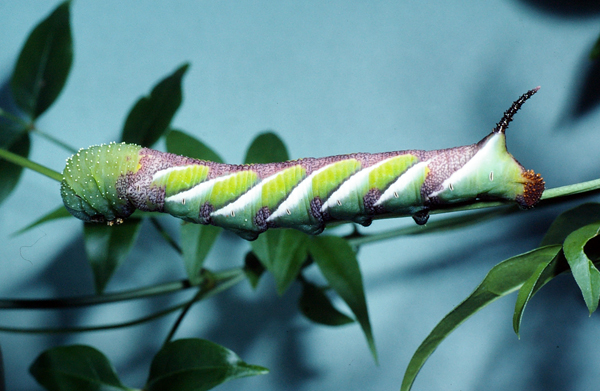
[61,143,142,224]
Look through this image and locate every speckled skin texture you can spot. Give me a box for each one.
[61,129,544,240]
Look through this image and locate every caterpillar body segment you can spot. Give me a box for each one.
[60,88,545,240]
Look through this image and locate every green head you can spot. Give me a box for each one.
[61,143,142,224]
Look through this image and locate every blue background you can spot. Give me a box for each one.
[2,1,600,390]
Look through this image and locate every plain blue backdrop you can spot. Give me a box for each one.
[2,1,600,390]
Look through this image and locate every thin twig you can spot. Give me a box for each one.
[0,147,63,182]
[0,269,246,334]
[31,128,78,154]
[0,279,192,309]
[163,268,246,345]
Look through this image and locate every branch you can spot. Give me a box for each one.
[0,147,62,182]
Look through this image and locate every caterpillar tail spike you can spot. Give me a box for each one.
[61,88,544,240]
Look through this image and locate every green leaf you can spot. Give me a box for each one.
[591,31,600,60]
[513,250,565,336]
[401,245,562,391]
[244,131,304,294]
[145,338,268,391]
[563,222,600,314]
[12,205,72,236]
[0,132,30,206]
[11,1,73,119]
[251,229,309,295]
[244,251,266,289]
[244,131,289,164]
[541,203,600,246]
[30,345,132,391]
[121,63,189,147]
[166,130,224,163]
[0,109,25,147]
[299,280,355,326]
[308,236,377,362]
[181,223,221,285]
[84,218,143,294]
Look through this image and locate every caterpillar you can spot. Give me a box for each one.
[61,88,545,241]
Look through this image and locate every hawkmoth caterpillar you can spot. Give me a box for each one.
[61,88,544,240]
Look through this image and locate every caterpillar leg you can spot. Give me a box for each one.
[230,229,260,241]
[411,208,430,225]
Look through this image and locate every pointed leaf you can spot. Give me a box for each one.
[30,345,131,391]
[299,280,354,326]
[563,222,600,314]
[251,229,309,294]
[244,251,265,289]
[13,205,72,236]
[0,132,30,206]
[181,223,221,285]
[121,63,189,147]
[0,109,25,147]
[513,250,565,336]
[11,1,73,119]
[166,130,223,285]
[401,245,562,391]
[271,231,308,294]
[84,218,143,293]
[244,131,289,164]
[591,32,600,60]
[244,132,303,293]
[146,338,268,391]
[541,203,600,246]
[166,130,223,163]
[250,229,281,270]
[308,236,377,362]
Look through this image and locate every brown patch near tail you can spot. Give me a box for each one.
[516,169,545,208]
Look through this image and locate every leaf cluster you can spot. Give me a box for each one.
[0,3,376,389]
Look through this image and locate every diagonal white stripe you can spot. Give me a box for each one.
[322,157,398,212]
[375,160,430,206]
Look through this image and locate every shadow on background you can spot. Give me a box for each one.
[517,0,600,17]
[2,206,594,391]
[517,0,600,125]
[3,226,193,388]
[562,56,600,122]
[202,285,320,388]
[473,275,588,391]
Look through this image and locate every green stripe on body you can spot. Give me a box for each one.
[209,164,308,235]
[270,159,361,234]
[260,165,306,210]
[311,159,362,200]
[378,163,428,213]
[152,165,210,197]
[368,155,418,191]
[209,170,259,209]
[324,155,417,222]
[165,170,259,223]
